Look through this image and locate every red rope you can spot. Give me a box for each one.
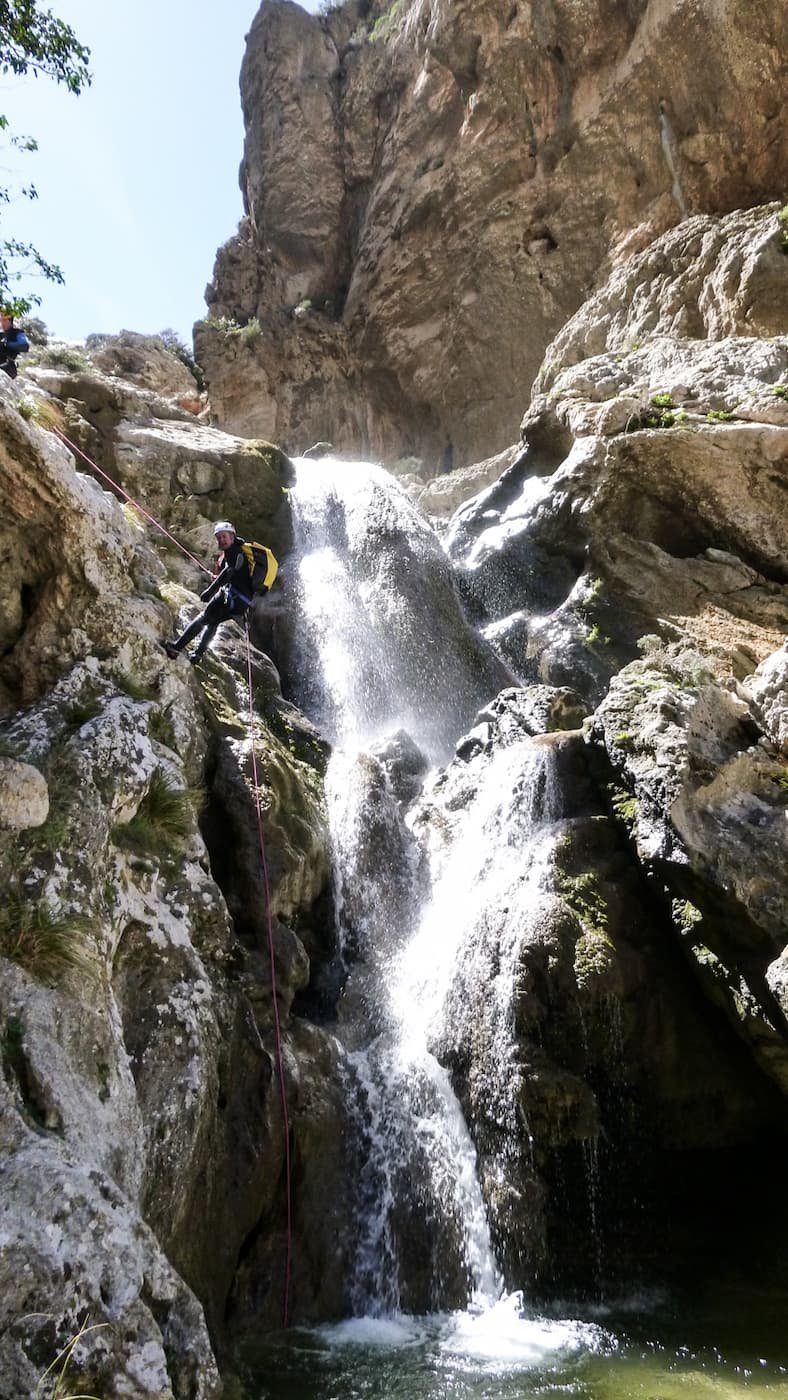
[244,621,293,1328]
[53,423,294,1327]
[52,426,212,576]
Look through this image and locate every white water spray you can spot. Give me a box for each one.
[285,457,565,1322]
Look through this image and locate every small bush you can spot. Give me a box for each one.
[626,407,676,431]
[64,700,102,731]
[113,769,203,855]
[0,896,96,983]
[706,409,736,422]
[772,384,787,400]
[41,345,89,373]
[584,622,612,648]
[203,313,261,346]
[14,394,65,432]
[610,789,638,824]
[159,327,205,391]
[651,391,674,408]
[148,706,176,749]
[676,899,703,933]
[203,313,237,334]
[575,575,604,621]
[370,0,403,41]
[236,317,262,345]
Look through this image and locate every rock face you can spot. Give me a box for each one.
[0,367,350,1395]
[447,208,788,707]
[199,0,786,466]
[84,330,202,402]
[2,21,787,1380]
[416,687,785,1290]
[422,203,788,1288]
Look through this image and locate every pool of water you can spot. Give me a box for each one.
[236,1283,788,1400]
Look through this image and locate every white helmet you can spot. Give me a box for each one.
[213,520,236,537]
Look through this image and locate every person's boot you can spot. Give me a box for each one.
[161,640,181,659]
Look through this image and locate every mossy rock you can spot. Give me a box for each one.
[218,440,294,559]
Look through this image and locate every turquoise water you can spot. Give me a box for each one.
[238,1284,788,1399]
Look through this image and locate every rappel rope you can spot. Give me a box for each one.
[52,424,294,1327]
[243,619,293,1327]
[53,427,211,576]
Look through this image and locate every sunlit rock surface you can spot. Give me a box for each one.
[200,0,785,465]
[447,209,788,705]
[0,371,346,1393]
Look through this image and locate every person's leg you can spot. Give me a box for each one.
[170,610,209,652]
[165,598,227,656]
[193,596,250,662]
[191,621,220,663]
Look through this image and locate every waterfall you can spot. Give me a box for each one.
[285,457,509,762]
[284,457,560,1317]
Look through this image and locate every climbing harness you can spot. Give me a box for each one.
[50,425,294,1327]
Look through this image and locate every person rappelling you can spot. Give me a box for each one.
[162,520,278,666]
[0,309,30,379]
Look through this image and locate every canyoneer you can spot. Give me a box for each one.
[162,520,278,665]
[0,309,30,379]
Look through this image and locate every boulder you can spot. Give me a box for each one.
[85,330,200,400]
[0,759,49,829]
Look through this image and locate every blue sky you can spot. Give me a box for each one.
[1,0,315,343]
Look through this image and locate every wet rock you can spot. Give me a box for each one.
[411,685,781,1292]
[277,459,513,764]
[369,728,429,805]
[589,641,788,1096]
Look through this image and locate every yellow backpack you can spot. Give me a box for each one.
[241,542,278,593]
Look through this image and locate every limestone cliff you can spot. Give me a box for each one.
[435,202,788,1283]
[0,342,350,1396]
[198,0,786,467]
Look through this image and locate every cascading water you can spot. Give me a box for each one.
[249,456,788,1398]
[282,458,579,1326]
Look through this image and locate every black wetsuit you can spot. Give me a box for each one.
[0,326,30,379]
[171,537,256,660]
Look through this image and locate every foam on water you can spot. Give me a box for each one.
[440,1293,613,1368]
[312,1294,612,1371]
[315,1315,427,1348]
